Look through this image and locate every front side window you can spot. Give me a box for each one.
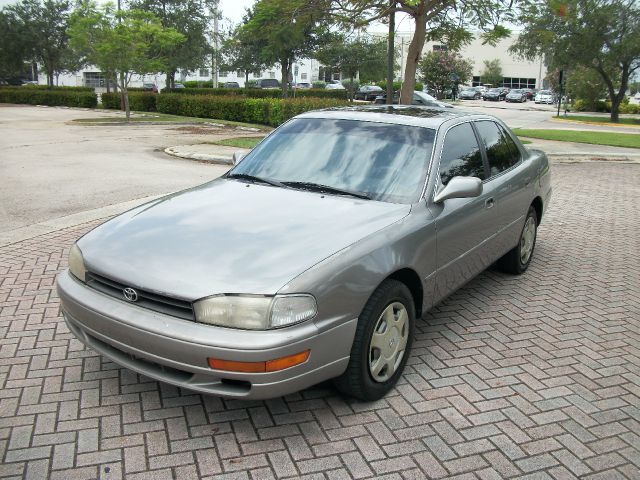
[230,119,436,204]
[439,123,485,185]
[474,121,520,177]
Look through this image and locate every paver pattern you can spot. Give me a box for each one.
[1,162,639,480]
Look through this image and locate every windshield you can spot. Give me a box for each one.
[510,89,522,94]
[488,88,501,93]
[539,90,551,95]
[228,118,436,204]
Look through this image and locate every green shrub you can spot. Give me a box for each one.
[156,94,349,126]
[620,102,640,114]
[312,81,326,89]
[376,81,402,91]
[415,82,424,91]
[0,87,97,107]
[101,92,157,111]
[182,80,214,88]
[163,87,348,100]
[12,84,95,92]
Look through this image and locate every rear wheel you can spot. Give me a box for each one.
[497,206,538,274]
[333,279,415,401]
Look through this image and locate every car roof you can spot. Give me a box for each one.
[296,105,482,129]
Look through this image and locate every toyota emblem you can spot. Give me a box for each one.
[123,287,139,302]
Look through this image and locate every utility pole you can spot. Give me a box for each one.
[212,2,219,88]
[386,0,395,105]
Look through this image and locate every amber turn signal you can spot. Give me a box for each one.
[208,350,310,373]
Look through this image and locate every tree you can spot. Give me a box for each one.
[565,66,609,109]
[315,33,388,85]
[221,25,266,85]
[419,50,473,98]
[127,0,216,89]
[69,3,184,120]
[0,10,29,79]
[334,0,520,104]
[1,0,76,87]
[511,0,640,122]
[480,59,503,87]
[240,0,331,98]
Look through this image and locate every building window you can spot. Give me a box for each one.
[199,69,209,77]
[433,44,447,51]
[83,72,106,88]
[472,76,481,86]
[300,73,307,80]
[268,71,276,79]
[236,70,244,77]
[219,71,228,78]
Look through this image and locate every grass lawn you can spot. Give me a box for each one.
[554,115,640,126]
[519,139,532,145]
[72,112,269,130]
[213,137,264,149]
[513,128,640,149]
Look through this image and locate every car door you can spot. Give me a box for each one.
[473,120,533,255]
[428,122,502,303]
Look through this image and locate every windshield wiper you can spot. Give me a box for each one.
[283,181,371,200]
[226,173,287,189]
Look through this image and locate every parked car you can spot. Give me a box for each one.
[535,90,555,104]
[354,85,384,101]
[524,88,536,100]
[173,83,185,89]
[254,78,281,89]
[459,87,482,100]
[293,82,312,89]
[325,80,346,90]
[142,83,158,93]
[483,87,508,101]
[223,82,240,89]
[505,89,527,103]
[57,105,550,401]
[373,91,453,108]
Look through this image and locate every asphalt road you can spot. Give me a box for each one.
[455,99,640,133]
[0,105,231,237]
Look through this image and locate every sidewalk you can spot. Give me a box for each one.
[166,138,640,164]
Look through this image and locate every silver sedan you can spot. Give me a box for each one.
[57,106,552,401]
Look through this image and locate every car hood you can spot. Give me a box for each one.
[78,179,411,301]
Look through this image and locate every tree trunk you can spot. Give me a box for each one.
[119,71,126,112]
[610,98,620,123]
[123,87,130,122]
[386,0,395,105]
[400,12,427,105]
[281,59,290,99]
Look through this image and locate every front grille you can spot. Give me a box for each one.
[86,271,195,321]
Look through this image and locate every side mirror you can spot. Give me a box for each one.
[433,176,483,203]
[232,151,245,165]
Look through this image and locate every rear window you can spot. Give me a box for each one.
[260,79,279,87]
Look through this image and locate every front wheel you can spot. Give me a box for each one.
[333,279,415,401]
[497,206,538,274]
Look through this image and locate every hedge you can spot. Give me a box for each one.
[101,92,157,111]
[156,94,349,126]
[0,87,97,108]
[164,87,349,100]
[572,98,640,114]
[11,84,95,92]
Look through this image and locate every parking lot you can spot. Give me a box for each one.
[1,158,639,479]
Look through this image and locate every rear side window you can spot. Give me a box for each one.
[475,121,521,176]
[439,123,485,185]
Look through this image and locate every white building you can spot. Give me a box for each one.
[390,30,547,89]
[43,58,321,90]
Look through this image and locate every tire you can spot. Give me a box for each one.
[497,206,538,274]
[333,279,415,401]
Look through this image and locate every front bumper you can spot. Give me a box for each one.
[57,270,356,399]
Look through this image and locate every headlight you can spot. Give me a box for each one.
[193,294,317,330]
[68,244,86,282]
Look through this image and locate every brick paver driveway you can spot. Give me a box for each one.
[1,162,639,480]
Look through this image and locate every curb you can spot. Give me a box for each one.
[164,146,234,165]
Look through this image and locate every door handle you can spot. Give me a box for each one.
[485,198,495,209]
